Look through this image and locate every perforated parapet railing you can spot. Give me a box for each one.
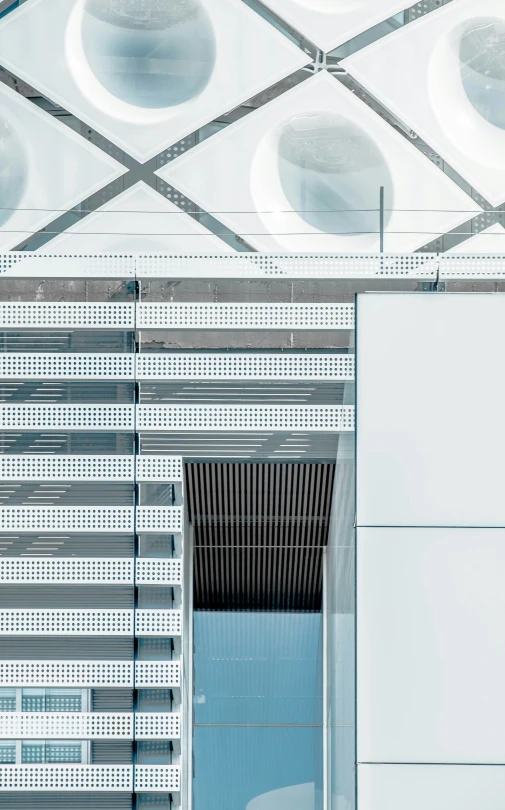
[135,559,182,586]
[0,405,134,431]
[0,507,134,533]
[0,302,134,329]
[134,765,181,792]
[136,455,183,482]
[0,610,134,636]
[135,610,183,638]
[0,713,134,739]
[0,661,134,688]
[0,765,133,791]
[136,352,355,380]
[0,354,135,379]
[136,506,184,533]
[134,713,181,740]
[0,455,134,480]
[0,558,134,584]
[134,661,181,689]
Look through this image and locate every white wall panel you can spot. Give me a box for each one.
[137,301,354,330]
[136,506,183,534]
[136,352,354,380]
[0,713,133,740]
[343,0,505,206]
[359,764,505,810]
[134,765,180,793]
[0,507,134,533]
[160,71,477,253]
[356,293,505,527]
[0,83,125,252]
[0,661,133,688]
[0,353,135,379]
[0,610,133,636]
[135,559,182,586]
[135,713,181,740]
[0,558,133,585]
[0,302,134,329]
[0,405,134,431]
[135,610,182,638]
[136,455,183,483]
[134,662,180,690]
[0,455,134,481]
[0,764,133,791]
[0,254,135,278]
[0,0,309,162]
[137,404,354,432]
[358,527,505,764]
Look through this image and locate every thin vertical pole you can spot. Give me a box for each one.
[379,186,385,253]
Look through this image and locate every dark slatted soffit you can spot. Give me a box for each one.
[186,463,335,612]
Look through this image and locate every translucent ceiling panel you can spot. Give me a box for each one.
[343,0,505,206]
[0,81,125,251]
[356,293,505,527]
[447,223,505,253]
[39,181,233,253]
[260,0,411,53]
[0,0,311,163]
[160,71,478,253]
[359,765,505,810]
[358,527,505,763]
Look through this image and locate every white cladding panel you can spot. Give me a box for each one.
[358,765,505,810]
[0,558,134,585]
[0,455,134,481]
[356,294,505,527]
[137,302,354,330]
[135,610,182,638]
[134,765,180,793]
[136,352,355,380]
[0,353,135,379]
[0,661,133,688]
[0,609,133,636]
[135,662,180,689]
[136,507,183,534]
[135,713,181,740]
[0,405,134,431]
[138,404,354,432]
[0,302,134,329]
[0,713,133,739]
[135,559,182,586]
[0,254,136,278]
[136,455,183,483]
[0,507,134,533]
[0,764,133,791]
[358,527,505,764]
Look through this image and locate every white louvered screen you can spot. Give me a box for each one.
[136,254,438,279]
[136,507,183,533]
[0,662,133,688]
[0,405,134,431]
[0,558,134,585]
[0,354,135,379]
[0,302,134,329]
[134,713,181,740]
[135,610,182,637]
[0,713,133,739]
[135,559,182,586]
[439,255,505,279]
[136,455,183,482]
[136,302,354,330]
[0,455,134,481]
[137,405,355,432]
[136,352,355,380]
[0,255,136,278]
[0,764,133,791]
[134,662,180,689]
[134,765,180,792]
[0,610,133,636]
[0,507,134,533]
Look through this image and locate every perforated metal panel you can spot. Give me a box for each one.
[0,254,136,278]
[0,456,134,481]
[0,713,133,739]
[136,254,437,279]
[135,560,181,586]
[0,610,133,636]
[0,559,134,585]
[134,662,180,689]
[0,662,133,688]
[136,353,354,380]
[135,611,182,638]
[0,303,134,330]
[0,508,134,533]
[137,405,355,432]
[0,354,135,380]
[0,406,134,431]
[136,456,183,482]
[135,507,183,534]
[134,714,180,740]
[134,765,180,793]
[0,765,133,791]
[439,255,505,279]
[136,303,354,330]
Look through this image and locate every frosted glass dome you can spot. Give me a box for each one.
[277,113,393,238]
[460,18,505,129]
[0,116,27,228]
[81,0,216,108]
